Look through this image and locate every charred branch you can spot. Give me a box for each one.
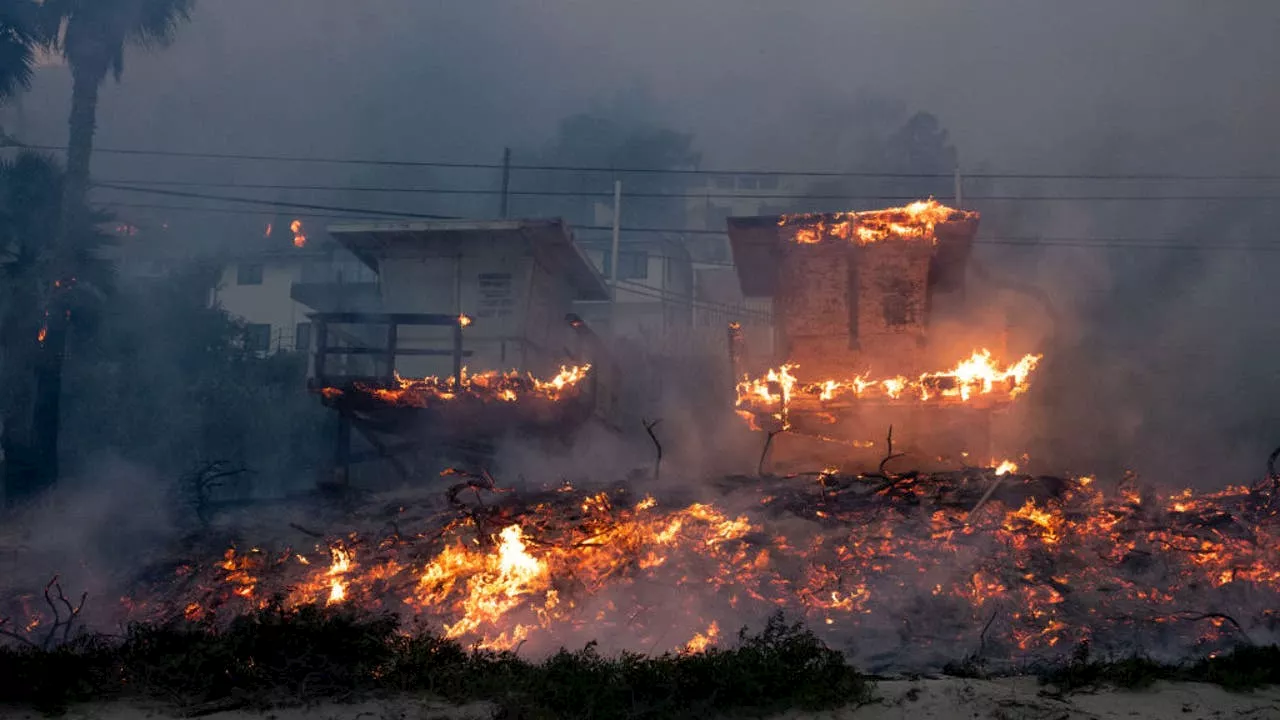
[758,429,783,476]
[643,418,663,482]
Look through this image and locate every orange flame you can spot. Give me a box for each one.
[778,199,975,246]
[736,350,1042,426]
[290,219,306,248]
[326,365,592,408]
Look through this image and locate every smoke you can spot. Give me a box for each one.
[0,454,179,628]
[3,3,1279,522]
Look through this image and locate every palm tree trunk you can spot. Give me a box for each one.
[1,280,41,506]
[30,59,105,493]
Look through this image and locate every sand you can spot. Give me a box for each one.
[2,678,1277,719]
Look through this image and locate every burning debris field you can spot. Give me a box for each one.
[7,458,1278,678]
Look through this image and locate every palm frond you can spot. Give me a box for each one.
[0,0,39,100]
[130,0,194,48]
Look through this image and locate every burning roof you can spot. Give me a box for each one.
[727,199,978,298]
[777,199,978,246]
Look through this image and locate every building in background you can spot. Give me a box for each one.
[573,234,694,355]
[211,238,378,356]
[684,173,801,264]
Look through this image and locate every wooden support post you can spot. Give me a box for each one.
[452,321,464,387]
[385,321,398,382]
[334,412,351,487]
[727,321,744,380]
[314,320,329,382]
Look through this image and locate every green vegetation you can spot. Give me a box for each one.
[0,604,871,719]
[1038,640,1280,693]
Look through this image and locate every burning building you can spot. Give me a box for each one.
[726,201,1041,471]
[307,218,622,484]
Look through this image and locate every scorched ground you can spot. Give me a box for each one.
[8,461,1278,675]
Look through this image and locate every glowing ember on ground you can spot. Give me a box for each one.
[322,365,591,408]
[777,199,976,245]
[33,466,1271,672]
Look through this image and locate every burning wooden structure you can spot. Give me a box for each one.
[309,219,620,485]
[727,201,1040,471]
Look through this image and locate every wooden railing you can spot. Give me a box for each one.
[310,312,473,387]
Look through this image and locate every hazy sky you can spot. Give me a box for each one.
[16,0,1280,173]
[14,1,1280,484]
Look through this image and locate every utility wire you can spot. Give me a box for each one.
[20,142,1280,182]
[612,279,772,320]
[102,191,1280,254]
[94,182,459,220]
[93,178,1280,202]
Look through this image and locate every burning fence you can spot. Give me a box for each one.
[735,348,1043,431]
[320,365,592,409]
[10,462,1278,674]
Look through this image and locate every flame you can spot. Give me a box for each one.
[683,621,720,653]
[994,460,1019,476]
[777,199,975,246]
[264,222,273,238]
[736,350,1042,430]
[290,219,306,248]
[326,544,354,605]
[79,458,1280,669]
[458,314,473,328]
[325,365,591,409]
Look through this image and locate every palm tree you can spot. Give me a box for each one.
[0,0,39,103]
[27,0,193,490]
[0,152,113,505]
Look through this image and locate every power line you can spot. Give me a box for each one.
[20,142,1280,182]
[94,182,459,220]
[93,178,1280,202]
[99,188,1280,254]
[612,279,772,320]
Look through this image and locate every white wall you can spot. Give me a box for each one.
[213,259,312,353]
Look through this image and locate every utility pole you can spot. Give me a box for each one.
[609,180,622,298]
[500,147,512,218]
[608,180,622,338]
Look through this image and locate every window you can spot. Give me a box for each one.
[758,176,780,190]
[295,322,312,352]
[617,251,648,280]
[477,272,514,319]
[237,263,264,285]
[881,278,914,328]
[713,175,734,190]
[244,323,271,353]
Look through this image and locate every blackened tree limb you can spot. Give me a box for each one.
[643,419,663,482]
[759,429,783,476]
[874,426,908,490]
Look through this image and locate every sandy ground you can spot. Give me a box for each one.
[3,678,1279,720]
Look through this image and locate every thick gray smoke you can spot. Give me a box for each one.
[5,2,1280,500]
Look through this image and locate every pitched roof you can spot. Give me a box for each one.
[326,218,610,301]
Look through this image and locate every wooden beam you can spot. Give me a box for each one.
[316,347,474,358]
[308,312,464,326]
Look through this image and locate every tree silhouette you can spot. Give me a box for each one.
[26,0,194,493]
[0,0,38,103]
[0,152,113,505]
